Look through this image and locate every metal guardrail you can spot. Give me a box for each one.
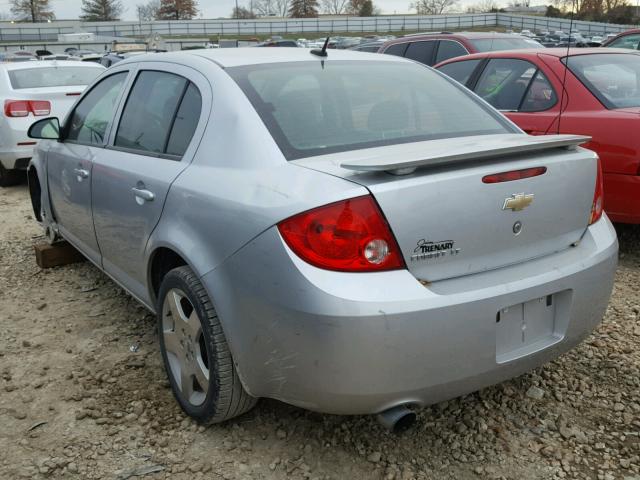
[0,14,635,42]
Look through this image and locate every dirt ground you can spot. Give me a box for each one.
[1,182,639,480]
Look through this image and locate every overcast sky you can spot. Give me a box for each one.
[0,0,526,20]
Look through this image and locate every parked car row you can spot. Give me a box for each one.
[24,48,617,430]
[435,49,640,224]
[0,60,105,186]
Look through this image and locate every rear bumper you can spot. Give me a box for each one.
[0,149,33,170]
[604,172,640,224]
[202,216,618,415]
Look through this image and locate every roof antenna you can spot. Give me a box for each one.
[311,37,330,57]
[557,0,575,134]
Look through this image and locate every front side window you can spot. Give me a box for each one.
[229,61,515,160]
[8,66,103,89]
[437,59,482,85]
[566,53,640,109]
[606,34,640,50]
[115,71,187,155]
[66,72,127,145]
[474,58,555,112]
[435,40,468,64]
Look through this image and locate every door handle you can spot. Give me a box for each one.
[132,187,155,202]
[73,168,89,179]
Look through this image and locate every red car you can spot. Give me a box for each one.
[436,48,640,224]
[602,29,640,49]
[377,32,543,67]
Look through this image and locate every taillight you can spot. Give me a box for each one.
[4,100,29,117]
[4,100,51,117]
[589,158,604,225]
[30,100,51,116]
[278,195,405,272]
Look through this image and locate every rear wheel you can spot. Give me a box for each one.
[157,266,257,424]
[0,164,21,187]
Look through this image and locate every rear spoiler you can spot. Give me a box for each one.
[340,134,591,175]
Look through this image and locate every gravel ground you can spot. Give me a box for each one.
[1,183,639,480]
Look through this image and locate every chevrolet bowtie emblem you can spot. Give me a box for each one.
[503,193,534,211]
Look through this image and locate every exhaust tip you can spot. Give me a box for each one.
[376,405,417,434]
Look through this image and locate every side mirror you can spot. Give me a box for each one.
[28,117,60,140]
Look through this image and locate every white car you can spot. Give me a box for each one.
[0,61,105,186]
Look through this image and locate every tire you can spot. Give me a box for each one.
[157,266,257,424]
[0,164,20,187]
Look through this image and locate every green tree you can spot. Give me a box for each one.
[80,0,124,21]
[157,0,198,20]
[10,0,54,22]
[288,0,319,17]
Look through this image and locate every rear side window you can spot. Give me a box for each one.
[115,71,201,157]
[435,40,468,64]
[66,72,127,145]
[8,66,103,89]
[166,83,202,156]
[438,59,482,85]
[520,71,557,112]
[383,43,407,57]
[474,58,556,112]
[404,41,436,65]
[607,34,640,50]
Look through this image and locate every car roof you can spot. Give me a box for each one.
[126,47,405,68]
[437,47,640,64]
[0,60,106,70]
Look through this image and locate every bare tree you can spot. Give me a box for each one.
[410,0,459,14]
[321,0,349,14]
[466,0,498,12]
[137,0,160,20]
[10,0,55,22]
[231,5,257,17]
[254,0,290,16]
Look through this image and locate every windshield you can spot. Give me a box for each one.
[8,66,103,89]
[565,53,640,109]
[229,61,514,160]
[470,38,543,52]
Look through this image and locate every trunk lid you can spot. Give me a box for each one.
[9,86,87,119]
[294,134,596,282]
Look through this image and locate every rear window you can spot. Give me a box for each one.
[469,38,543,52]
[8,66,103,89]
[565,53,640,109]
[229,61,514,160]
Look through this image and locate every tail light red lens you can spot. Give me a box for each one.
[589,158,604,225]
[4,100,51,117]
[4,100,29,117]
[278,195,405,272]
[30,100,51,116]
[482,167,547,184]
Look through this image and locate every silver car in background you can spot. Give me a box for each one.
[27,49,617,430]
[0,61,105,186]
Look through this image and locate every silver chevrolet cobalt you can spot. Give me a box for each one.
[27,48,617,430]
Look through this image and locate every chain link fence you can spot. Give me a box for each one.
[0,13,635,43]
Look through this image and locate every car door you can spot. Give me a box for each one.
[91,64,205,303]
[47,71,129,265]
[471,58,560,135]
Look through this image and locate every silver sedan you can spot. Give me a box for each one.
[27,48,618,431]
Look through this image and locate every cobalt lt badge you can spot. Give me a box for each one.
[503,193,534,212]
